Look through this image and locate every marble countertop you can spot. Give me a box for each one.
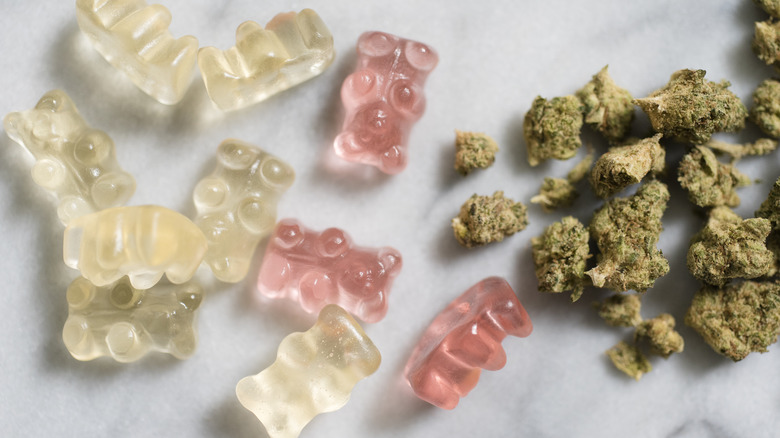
[1,1,778,437]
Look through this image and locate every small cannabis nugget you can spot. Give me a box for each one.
[678,145,751,208]
[704,138,778,163]
[531,151,594,212]
[606,341,651,381]
[454,130,498,176]
[576,65,634,143]
[452,191,528,248]
[685,280,780,361]
[751,79,780,138]
[756,177,780,275]
[634,69,747,144]
[754,0,780,18]
[753,20,780,72]
[635,314,684,358]
[587,180,670,292]
[687,207,773,286]
[523,95,583,166]
[531,216,590,301]
[590,134,665,198]
[596,294,643,327]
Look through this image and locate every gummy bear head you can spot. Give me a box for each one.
[3,89,82,154]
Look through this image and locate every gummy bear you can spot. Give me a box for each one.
[236,304,380,438]
[333,31,438,174]
[193,139,295,283]
[3,89,136,225]
[62,276,203,362]
[404,277,532,409]
[76,0,198,104]
[63,205,208,289]
[257,218,402,323]
[198,9,335,111]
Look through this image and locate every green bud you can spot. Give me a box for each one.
[685,280,780,361]
[590,134,665,198]
[606,341,652,381]
[751,79,780,138]
[576,65,635,143]
[678,145,751,208]
[596,293,643,327]
[452,191,528,248]
[753,20,780,72]
[756,177,780,276]
[530,177,578,212]
[587,180,670,292]
[635,313,684,358]
[754,0,780,18]
[531,216,590,301]
[566,148,595,183]
[523,95,584,166]
[704,138,778,163]
[634,69,747,144]
[454,130,499,176]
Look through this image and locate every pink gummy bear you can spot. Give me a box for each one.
[257,218,403,323]
[404,277,532,409]
[333,31,438,175]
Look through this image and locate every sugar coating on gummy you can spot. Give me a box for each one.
[3,89,136,225]
[198,9,335,111]
[193,139,295,283]
[236,304,380,438]
[334,31,438,174]
[404,277,532,409]
[62,276,202,362]
[76,0,198,104]
[63,205,208,289]
[257,218,402,323]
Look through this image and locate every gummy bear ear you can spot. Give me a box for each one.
[66,277,96,309]
[177,286,203,311]
[274,219,304,248]
[317,228,350,257]
[358,31,396,57]
[379,248,402,275]
[404,41,438,72]
[217,139,259,170]
[35,89,72,113]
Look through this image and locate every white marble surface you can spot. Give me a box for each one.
[1,1,778,437]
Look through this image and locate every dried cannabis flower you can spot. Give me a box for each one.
[587,180,670,292]
[531,216,590,301]
[635,314,684,358]
[576,65,635,143]
[523,95,584,166]
[751,79,780,138]
[687,207,773,286]
[685,280,780,361]
[454,130,499,176]
[634,69,747,144]
[530,178,578,212]
[452,191,528,248]
[596,294,643,327]
[589,134,665,198]
[678,145,751,208]
[754,0,780,18]
[606,341,651,381]
[753,20,780,72]
[756,177,780,276]
[704,138,778,163]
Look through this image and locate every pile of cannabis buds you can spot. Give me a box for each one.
[448,0,780,380]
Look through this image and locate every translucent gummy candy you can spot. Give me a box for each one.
[3,89,136,225]
[257,218,402,323]
[404,277,533,409]
[333,31,438,174]
[76,0,198,104]
[193,139,294,283]
[62,276,203,362]
[198,9,335,111]
[63,205,208,289]
[236,304,380,438]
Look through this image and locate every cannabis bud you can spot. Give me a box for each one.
[587,180,670,292]
[531,216,591,301]
[589,134,665,198]
[454,130,499,176]
[523,95,584,166]
[686,280,780,361]
[531,150,594,212]
[678,145,751,208]
[576,65,635,143]
[596,294,642,327]
[635,314,684,358]
[452,191,528,248]
[751,79,780,138]
[754,0,780,18]
[606,341,651,381]
[704,138,778,163]
[753,20,780,72]
[756,177,780,276]
[634,69,747,144]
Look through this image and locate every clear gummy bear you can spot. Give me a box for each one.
[76,0,198,104]
[236,304,380,438]
[63,205,208,289]
[333,31,438,174]
[198,9,335,111]
[193,139,295,283]
[257,218,402,323]
[404,277,533,409]
[63,276,203,362]
[3,89,136,225]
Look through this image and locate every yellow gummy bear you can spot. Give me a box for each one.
[3,89,136,225]
[193,139,294,283]
[198,9,335,111]
[236,305,381,438]
[76,0,198,104]
[63,205,208,289]
[63,276,203,362]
